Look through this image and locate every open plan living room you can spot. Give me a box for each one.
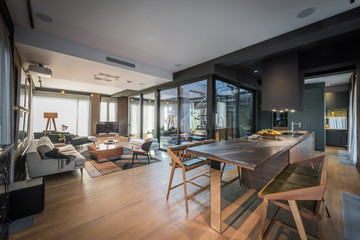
[1,1,360,239]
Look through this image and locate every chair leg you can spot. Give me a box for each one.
[147,153,150,164]
[259,198,269,240]
[167,163,176,200]
[220,163,226,178]
[182,167,189,213]
[237,166,242,187]
[80,168,83,175]
[288,200,308,240]
[132,153,135,164]
[322,198,331,218]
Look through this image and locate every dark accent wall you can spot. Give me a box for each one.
[288,83,325,151]
[262,52,304,111]
[117,97,128,136]
[256,91,273,130]
[90,94,100,135]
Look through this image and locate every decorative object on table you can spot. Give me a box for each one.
[132,140,153,164]
[43,112,58,135]
[258,129,281,140]
[104,139,119,145]
[248,134,261,141]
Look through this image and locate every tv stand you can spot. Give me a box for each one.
[95,133,119,138]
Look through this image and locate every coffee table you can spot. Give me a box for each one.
[88,143,124,163]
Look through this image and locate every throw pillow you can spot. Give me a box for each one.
[45,148,75,160]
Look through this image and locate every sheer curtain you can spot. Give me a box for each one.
[348,73,357,163]
[0,17,12,145]
[32,92,90,136]
[100,97,117,121]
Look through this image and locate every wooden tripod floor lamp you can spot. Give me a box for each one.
[44,112,58,135]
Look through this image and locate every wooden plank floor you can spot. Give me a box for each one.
[9,146,360,240]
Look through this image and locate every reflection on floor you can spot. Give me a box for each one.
[9,146,360,240]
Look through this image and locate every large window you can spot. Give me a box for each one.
[32,92,90,136]
[0,21,12,145]
[100,97,117,121]
[160,88,178,149]
[129,95,141,139]
[239,89,253,137]
[179,80,207,144]
[143,93,155,139]
[215,81,237,141]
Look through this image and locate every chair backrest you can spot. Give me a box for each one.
[167,139,217,163]
[141,140,153,152]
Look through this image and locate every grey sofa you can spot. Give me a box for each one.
[26,136,86,178]
[33,132,97,146]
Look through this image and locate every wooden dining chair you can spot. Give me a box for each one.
[258,154,330,240]
[132,140,153,165]
[166,139,216,213]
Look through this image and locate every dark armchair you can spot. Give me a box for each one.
[132,140,153,164]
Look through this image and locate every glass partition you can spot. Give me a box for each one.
[215,80,237,141]
[129,95,141,139]
[179,80,207,144]
[239,88,254,137]
[143,93,156,139]
[160,88,178,149]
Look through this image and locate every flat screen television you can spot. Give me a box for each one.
[96,121,119,134]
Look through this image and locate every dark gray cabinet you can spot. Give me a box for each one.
[336,91,349,109]
[326,92,336,109]
[326,129,347,148]
[325,91,349,109]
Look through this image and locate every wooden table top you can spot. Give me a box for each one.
[186,133,312,170]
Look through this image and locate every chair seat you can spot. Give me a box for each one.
[182,157,207,167]
[283,164,320,178]
[260,163,321,216]
[133,148,146,154]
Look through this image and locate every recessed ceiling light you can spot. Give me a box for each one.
[174,64,182,67]
[297,8,315,19]
[35,13,53,23]
[254,70,258,73]
[61,90,65,94]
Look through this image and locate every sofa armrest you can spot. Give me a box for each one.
[54,143,66,147]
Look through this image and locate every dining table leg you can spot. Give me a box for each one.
[210,160,222,233]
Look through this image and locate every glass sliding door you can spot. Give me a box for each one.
[215,80,237,141]
[142,93,155,139]
[239,89,254,137]
[129,95,141,139]
[160,88,178,149]
[179,80,207,144]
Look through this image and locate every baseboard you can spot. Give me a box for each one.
[9,215,34,234]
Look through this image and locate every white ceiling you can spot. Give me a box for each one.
[17,43,170,95]
[6,0,360,94]
[305,72,352,87]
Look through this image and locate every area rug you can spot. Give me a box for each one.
[338,150,356,166]
[80,150,160,178]
[342,192,360,239]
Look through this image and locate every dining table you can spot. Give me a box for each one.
[186,132,314,233]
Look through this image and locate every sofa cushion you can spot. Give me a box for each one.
[57,145,86,166]
[37,136,54,158]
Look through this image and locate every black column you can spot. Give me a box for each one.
[207,75,216,139]
[140,94,144,139]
